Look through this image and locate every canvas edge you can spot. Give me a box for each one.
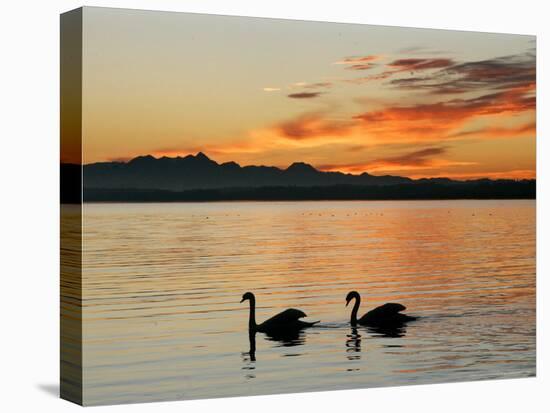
[60,6,84,406]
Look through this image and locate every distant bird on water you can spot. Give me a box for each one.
[345,291,416,327]
[240,292,319,334]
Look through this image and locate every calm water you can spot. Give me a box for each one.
[80,200,535,405]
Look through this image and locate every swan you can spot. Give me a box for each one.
[345,291,416,327]
[240,292,319,334]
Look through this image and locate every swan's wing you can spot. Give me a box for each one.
[262,308,307,326]
[363,303,406,319]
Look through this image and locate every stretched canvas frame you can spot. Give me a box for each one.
[61,7,536,406]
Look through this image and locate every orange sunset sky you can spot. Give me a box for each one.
[77,8,536,180]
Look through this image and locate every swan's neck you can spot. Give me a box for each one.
[248,297,257,330]
[350,295,361,326]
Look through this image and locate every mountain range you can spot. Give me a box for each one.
[57,153,535,202]
[82,152,454,190]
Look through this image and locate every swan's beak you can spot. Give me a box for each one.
[240,298,245,303]
[345,300,350,307]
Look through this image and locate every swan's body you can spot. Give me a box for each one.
[240,292,319,334]
[346,291,416,327]
[257,308,314,332]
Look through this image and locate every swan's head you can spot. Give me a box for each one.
[345,291,360,306]
[240,292,255,303]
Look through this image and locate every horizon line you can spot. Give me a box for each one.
[62,152,537,182]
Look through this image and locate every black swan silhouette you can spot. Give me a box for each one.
[345,291,416,327]
[240,292,319,336]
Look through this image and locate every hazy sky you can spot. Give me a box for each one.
[80,7,535,179]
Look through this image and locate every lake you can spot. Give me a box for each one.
[78,200,535,405]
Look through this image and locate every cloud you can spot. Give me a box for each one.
[301,82,333,89]
[355,89,533,123]
[338,52,534,102]
[334,56,379,71]
[344,71,395,85]
[352,83,535,143]
[287,92,324,99]
[341,58,454,84]
[288,82,333,90]
[276,111,353,140]
[318,146,476,174]
[449,54,535,88]
[377,147,447,166]
[345,64,377,71]
[267,77,534,149]
[447,121,536,140]
[388,58,455,71]
[389,53,535,94]
[263,87,281,92]
[334,55,381,65]
[390,77,467,94]
[337,56,454,84]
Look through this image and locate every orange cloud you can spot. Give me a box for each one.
[318,146,476,174]
[344,63,377,71]
[257,80,534,159]
[275,111,354,140]
[334,55,381,65]
[352,83,535,143]
[319,159,476,175]
[448,121,536,140]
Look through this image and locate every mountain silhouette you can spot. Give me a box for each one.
[83,152,412,191]
[63,153,535,202]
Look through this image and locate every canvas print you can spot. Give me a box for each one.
[60,7,536,406]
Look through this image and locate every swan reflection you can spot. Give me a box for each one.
[366,323,408,338]
[241,331,257,379]
[264,328,306,347]
[345,327,362,360]
[241,325,308,377]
